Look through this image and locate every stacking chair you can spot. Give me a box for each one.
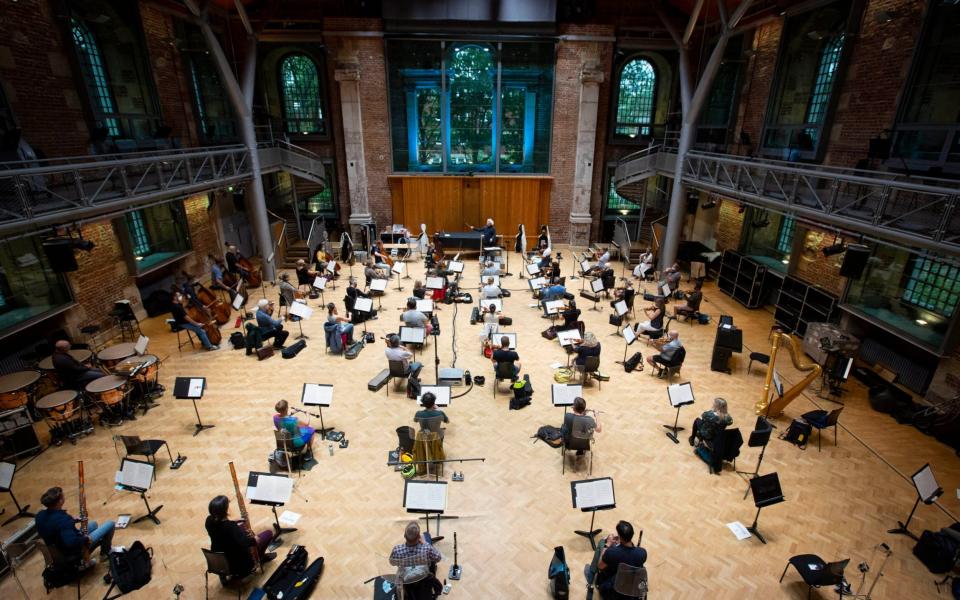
[37,539,85,598]
[493,361,517,397]
[120,435,173,479]
[202,548,255,599]
[561,417,595,475]
[273,429,309,475]
[802,407,844,452]
[386,360,409,396]
[420,415,445,441]
[575,355,602,389]
[613,564,649,599]
[779,555,850,599]
[167,319,196,353]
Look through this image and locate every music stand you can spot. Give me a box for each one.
[747,472,784,544]
[494,332,517,350]
[326,261,338,290]
[288,300,311,340]
[664,382,695,443]
[301,383,334,435]
[737,418,773,499]
[527,277,546,293]
[416,299,434,317]
[370,279,388,308]
[399,327,427,357]
[404,480,451,536]
[571,477,615,550]
[116,458,162,525]
[552,383,582,413]
[174,377,212,436]
[619,324,637,365]
[588,278,605,311]
[526,263,542,277]
[353,297,374,334]
[232,293,245,312]
[247,471,295,539]
[312,276,327,305]
[0,462,34,526]
[418,386,451,407]
[448,261,465,276]
[391,262,405,291]
[610,300,628,336]
[888,463,943,541]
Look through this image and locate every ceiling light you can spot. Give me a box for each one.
[916,319,927,326]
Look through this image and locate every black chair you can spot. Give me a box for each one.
[748,352,770,374]
[493,361,517,397]
[574,355,601,389]
[779,554,850,599]
[396,426,416,454]
[120,435,173,479]
[386,360,409,396]
[704,427,743,474]
[561,417,594,475]
[36,539,86,598]
[168,319,196,353]
[653,346,686,382]
[202,548,255,599]
[613,563,649,599]
[802,407,844,452]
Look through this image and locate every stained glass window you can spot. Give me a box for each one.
[71,19,120,136]
[280,54,324,135]
[903,256,960,317]
[615,59,656,138]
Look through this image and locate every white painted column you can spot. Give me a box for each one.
[335,60,372,235]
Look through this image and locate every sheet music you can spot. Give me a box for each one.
[0,461,14,490]
[772,370,784,397]
[370,279,388,292]
[313,276,327,290]
[482,298,503,312]
[727,521,752,540]
[353,297,373,313]
[528,277,546,290]
[247,474,293,504]
[425,277,445,290]
[496,332,517,349]
[418,385,451,407]
[404,481,448,512]
[668,382,695,407]
[544,300,565,315]
[590,278,605,293]
[552,384,582,407]
[557,330,582,346]
[622,326,637,345]
[661,284,671,297]
[482,275,501,287]
[186,378,205,398]
[416,300,434,313]
[326,261,337,274]
[614,300,628,316]
[526,263,541,275]
[580,260,592,273]
[913,464,940,501]
[232,294,245,310]
[302,383,333,407]
[392,262,405,275]
[572,478,615,509]
[400,327,426,344]
[289,301,312,320]
[134,335,149,356]
[448,261,464,273]
[116,459,153,491]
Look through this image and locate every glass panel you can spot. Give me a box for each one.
[126,212,150,257]
[742,209,788,270]
[71,19,120,136]
[280,54,324,135]
[900,1,960,125]
[0,237,73,334]
[124,202,192,273]
[499,42,554,173]
[615,59,656,138]
[893,129,949,161]
[805,34,844,125]
[499,87,526,166]
[776,216,796,255]
[447,44,495,171]
[698,35,744,141]
[902,257,960,317]
[417,88,443,166]
[387,40,443,172]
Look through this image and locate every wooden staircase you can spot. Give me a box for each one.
[274,206,310,269]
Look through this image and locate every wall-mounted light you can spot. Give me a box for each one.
[822,242,846,256]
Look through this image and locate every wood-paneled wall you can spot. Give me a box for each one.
[389,176,552,243]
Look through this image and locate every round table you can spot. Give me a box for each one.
[37,349,93,371]
[97,343,138,369]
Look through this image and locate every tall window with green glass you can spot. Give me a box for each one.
[71,18,120,136]
[280,54,325,135]
[614,58,656,139]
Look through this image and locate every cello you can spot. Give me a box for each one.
[192,281,231,325]
[376,240,394,268]
[238,255,262,288]
[177,289,222,346]
[339,232,355,266]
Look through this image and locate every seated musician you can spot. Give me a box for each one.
[401,299,432,335]
[345,277,376,323]
[255,299,289,348]
[479,303,501,350]
[594,520,648,599]
[491,335,521,377]
[209,256,235,297]
[171,292,219,351]
[646,331,683,375]
[278,272,299,315]
[412,280,427,300]
[326,302,355,342]
[559,300,581,331]
[541,282,567,317]
[205,495,276,580]
[573,332,601,368]
[612,280,635,313]
[52,340,105,390]
[481,261,500,277]
[633,249,655,280]
[673,280,703,319]
[273,399,315,455]
[364,259,386,286]
[537,225,550,252]
[414,392,449,427]
[371,244,391,271]
[468,218,497,248]
[385,334,423,378]
[635,298,665,334]
[587,247,612,275]
[661,262,682,291]
[36,486,115,569]
[225,244,248,279]
[562,397,601,456]
[689,397,732,448]
[481,277,502,300]
[538,246,552,270]
[389,521,442,598]
[295,259,317,291]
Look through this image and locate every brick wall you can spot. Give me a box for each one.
[715,198,744,251]
[182,193,222,276]
[140,4,198,147]
[0,0,90,157]
[790,225,855,297]
[732,20,782,156]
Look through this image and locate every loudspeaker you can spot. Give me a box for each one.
[715,326,743,352]
[232,191,246,212]
[840,244,870,279]
[710,346,732,373]
[42,238,78,272]
[686,191,699,214]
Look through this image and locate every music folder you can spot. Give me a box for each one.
[571,477,615,511]
[232,294,245,310]
[404,480,448,514]
[246,472,293,505]
[0,461,15,491]
[912,464,943,503]
[526,263,541,276]
[580,260,592,273]
[289,301,312,320]
[418,385,451,407]
[173,377,206,399]
[551,383,582,407]
[544,300,565,315]
[482,275,501,287]
[353,297,374,313]
[483,298,503,313]
[448,261,465,274]
[425,277,445,290]
[400,326,427,344]
[370,279,388,292]
[416,299,434,313]
[326,261,337,274]
[392,262,405,275]
[667,382,695,407]
[496,332,517,349]
[528,277,546,291]
[557,329,581,347]
[135,335,149,356]
[301,383,333,407]
[613,300,628,317]
[750,472,785,508]
[590,278,605,294]
[622,325,637,345]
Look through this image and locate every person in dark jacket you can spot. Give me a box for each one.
[204,495,276,578]
[35,486,115,569]
[51,340,105,390]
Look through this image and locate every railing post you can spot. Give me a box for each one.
[12,176,31,219]
[935,195,957,242]
[73,170,87,206]
[874,187,891,225]
[120,166,131,195]
[827,178,840,212]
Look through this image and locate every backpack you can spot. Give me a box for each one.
[108,540,153,594]
[510,374,533,410]
[624,351,643,372]
[533,426,563,447]
[782,418,812,448]
[914,526,960,574]
[344,340,365,359]
[470,306,480,324]
[548,546,570,599]
[609,313,623,327]
[407,375,422,399]
[244,323,264,355]
[542,326,558,340]
[698,313,711,324]
[554,368,573,383]
[229,331,245,349]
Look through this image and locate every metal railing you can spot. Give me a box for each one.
[266,208,287,269]
[258,138,327,186]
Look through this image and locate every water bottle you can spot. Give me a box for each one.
[328,443,334,456]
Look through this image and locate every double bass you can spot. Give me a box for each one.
[177,289,222,346]
[192,281,231,325]
[376,240,394,268]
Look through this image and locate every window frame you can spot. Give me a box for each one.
[277,52,327,137]
[70,18,121,137]
[902,256,960,318]
[612,55,659,143]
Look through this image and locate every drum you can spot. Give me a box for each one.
[97,343,137,370]
[115,354,158,383]
[37,390,79,423]
[85,375,127,406]
[0,371,40,410]
[37,349,93,395]
[36,349,93,371]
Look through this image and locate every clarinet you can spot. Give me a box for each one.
[78,460,90,561]
[228,461,260,571]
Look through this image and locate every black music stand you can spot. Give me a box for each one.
[571,477,615,550]
[301,383,333,436]
[173,376,212,436]
[288,301,311,340]
[664,382,695,443]
[353,297,374,334]
[610,300,629,337]
[747,472,785,544]
[551,383,582,414]
[587,278,605,312]
[888,463,943,541]
[404,480,452,537]
[247,471,296,542]
[618,322,638,365]
[117,458,162,525]
[737,418,773,500]
[312,276,327,305]
[0,462,34,526]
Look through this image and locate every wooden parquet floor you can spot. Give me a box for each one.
[1,248,956,599]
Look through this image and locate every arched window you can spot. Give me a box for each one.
[805,34,845,126]
[71,19,120,136]
[615,58,656,139]
[280,54,324,135]
[447,44,495,169]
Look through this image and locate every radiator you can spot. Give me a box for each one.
[859,337,934,394]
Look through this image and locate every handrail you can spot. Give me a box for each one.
[266,208,287,271]
[0,144,245,171]
[617,144,662,166]
[306,216,323,255]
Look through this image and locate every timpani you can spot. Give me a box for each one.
[85,375,127,415]
[37,349,93,394]
[0,371,40,411]
[115,354,159,385]
[97,343,138,371]
[37,390,84,444]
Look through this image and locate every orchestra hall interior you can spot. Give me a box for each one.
[1,0,960,598]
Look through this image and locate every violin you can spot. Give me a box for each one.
[192,281,231,324]
[177,289,222,346]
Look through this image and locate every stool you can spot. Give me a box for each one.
[748,352,770,374]
[167,320,196,353]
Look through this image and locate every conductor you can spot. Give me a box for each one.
[467,218,497,248]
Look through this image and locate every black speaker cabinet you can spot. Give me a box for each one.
[715,326,743,352]
[840,244,870,279]
[711,346,732,373]
[41,237,78,272]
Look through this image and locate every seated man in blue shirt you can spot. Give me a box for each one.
[36,486,115,569]
[594,520,647,599]
[540,283,567,316]
[255,299,289,348]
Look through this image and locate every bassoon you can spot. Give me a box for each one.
[78,461,90,561]
[228,461,260,571]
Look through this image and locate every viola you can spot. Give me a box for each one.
[193,281,231,325]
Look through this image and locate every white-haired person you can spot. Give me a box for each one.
[255,298,289,348]
[468,218,497,248]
